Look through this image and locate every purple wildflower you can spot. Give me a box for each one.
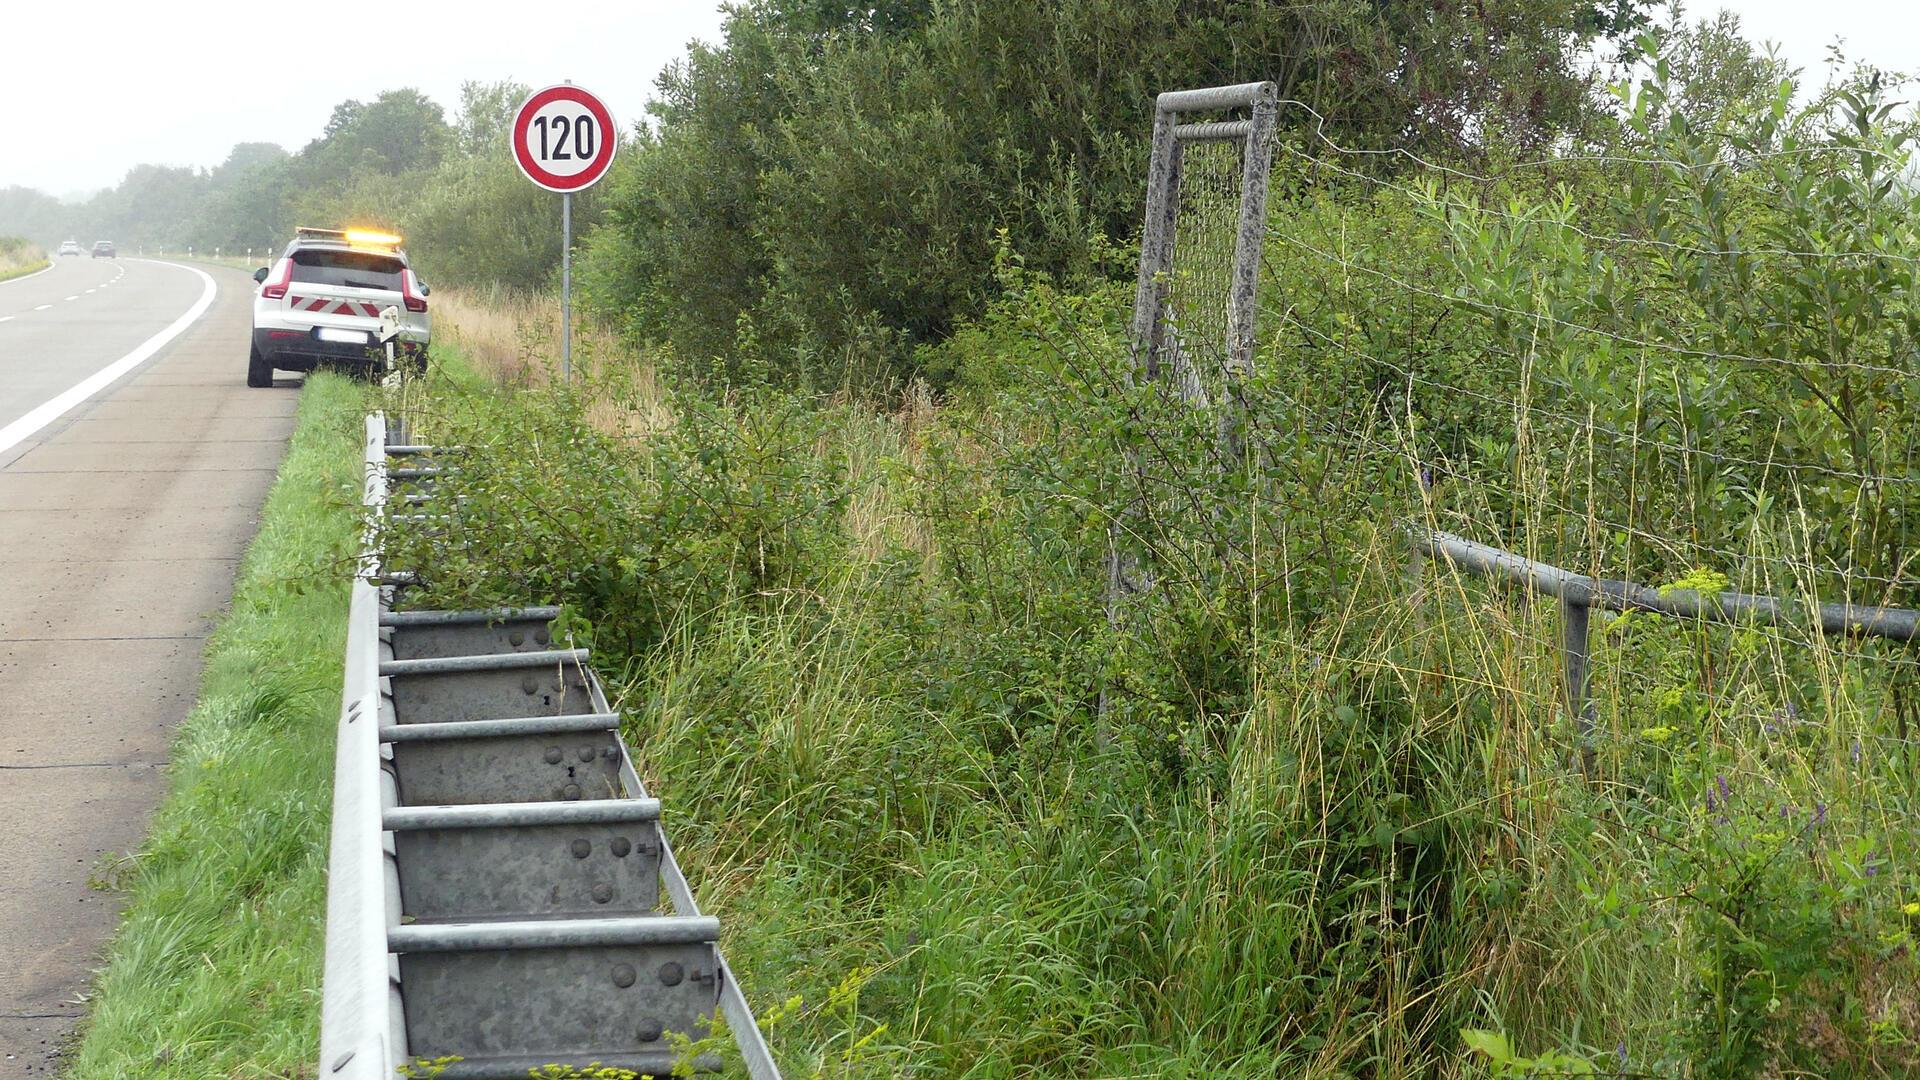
[1851,739,1863,767]
[1812,802,1827,827]
[1716,774,1730,805]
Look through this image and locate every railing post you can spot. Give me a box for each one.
[1560,595,1595,774]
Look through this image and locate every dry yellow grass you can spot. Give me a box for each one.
[0,239,47,280]
[435,288,938,568]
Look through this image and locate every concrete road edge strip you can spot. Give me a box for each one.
[0,261,217,457]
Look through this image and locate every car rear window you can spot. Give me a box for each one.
[289,249,405,290]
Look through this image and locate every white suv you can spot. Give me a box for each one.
[249,227,431,387]
[58,239,80,257]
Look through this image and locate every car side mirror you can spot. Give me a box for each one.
[253,267,269,283]
[416,279,430,296]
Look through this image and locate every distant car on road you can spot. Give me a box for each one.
[248,226,430,388]
[91,241,115,259]
[57,240,80,257]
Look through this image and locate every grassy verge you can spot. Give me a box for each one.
[0,235,45,280]
[0,259,49,282]
[384,285,1920,1079]
[60,373,367,1078]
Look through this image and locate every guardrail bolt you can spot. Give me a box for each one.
[561,782,582,800]
[637,1018,665,1042]
[577,745,596,762]
[611,963,636,988]
[509,630,526,646]
[521,675,540,695]
[535,629,551,646]
[544,746,564,764]
[609,836,632,858]
[571,838,592,859]
[591,882,615,904]
[658,961,684,987]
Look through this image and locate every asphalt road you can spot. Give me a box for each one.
[0,257,300,1073]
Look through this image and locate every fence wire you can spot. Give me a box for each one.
[1107,87,1920,781]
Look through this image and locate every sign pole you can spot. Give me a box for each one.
[510,80,616,386]
[562,191,572,381]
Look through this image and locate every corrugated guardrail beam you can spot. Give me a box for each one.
[322,412,785,1080]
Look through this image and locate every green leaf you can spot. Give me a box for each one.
[1461,1028,1514,1064]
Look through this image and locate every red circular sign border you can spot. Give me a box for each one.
[512,84,617,193]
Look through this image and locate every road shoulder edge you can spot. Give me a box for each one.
[51,373,368,1077]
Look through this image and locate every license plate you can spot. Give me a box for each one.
[316,327,371,345]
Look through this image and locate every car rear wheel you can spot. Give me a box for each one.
[247,344,274,388]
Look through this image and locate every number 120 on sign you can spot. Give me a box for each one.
[511,85,617,193]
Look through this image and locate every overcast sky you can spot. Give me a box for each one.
[1704,0,1916,85]
[3,1,1913,198]
[5,0,730,198]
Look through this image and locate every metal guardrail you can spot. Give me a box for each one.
[1414,527,1920,751]
[320,413,783,1080]
[318,416,403,1080]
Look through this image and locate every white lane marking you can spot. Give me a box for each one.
[85,288,96,294]
[0,261,56,287]
[0,316,12,323]
[32,304,51,311]
[0,263,218,458]
[64,295,79,301]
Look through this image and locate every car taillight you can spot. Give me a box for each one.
[402,271,427,313]
[261,259,292,300]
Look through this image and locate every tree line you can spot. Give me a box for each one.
[2,0,1657,381]
[0,81,592,291]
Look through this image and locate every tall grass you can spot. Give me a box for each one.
[434,285,672,437]
[385,284,1920,1078]
[0,235,47,280]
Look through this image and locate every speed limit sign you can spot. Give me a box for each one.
[513,83,617,381]
[511,84,617,193]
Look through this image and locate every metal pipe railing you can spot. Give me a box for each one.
[1415,527,1920,754]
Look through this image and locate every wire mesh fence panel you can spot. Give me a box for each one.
[1162,136,1244,408]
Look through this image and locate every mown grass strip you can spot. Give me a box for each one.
[62,373,366,1078]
